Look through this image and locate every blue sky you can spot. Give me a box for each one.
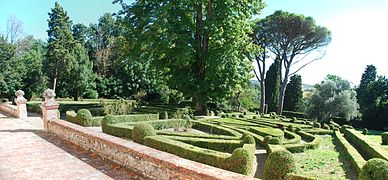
[1,0,387,85]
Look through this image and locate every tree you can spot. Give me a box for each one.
[114,0,265,114]
[284,75,303,112]
[259,11,331,115]
[0,36,23,98]
[67,43,97,100]
[305,75,359,122]
[6,15,23,44]
[362,76,388,130]
[72,23,89,45]
[46,2,76,94]
[356,65,377,114]
[265,58,281,112]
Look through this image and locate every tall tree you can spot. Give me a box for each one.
[67,43,96,100]
[114,0,264,114]
[305,75,359,122]
[362,76,388,130]
[259,11,331,115]
[284,74,303,112]
[0,36,22,98]
[265,58,281,113]
[6,15,23,44]
[356,65,377,115]
[46,2,75,93]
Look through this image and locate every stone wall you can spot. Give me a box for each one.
[0,103,18,117]
[47,119,257,180]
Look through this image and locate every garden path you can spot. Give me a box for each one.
[254,145,267,179]
[0,111,144,180]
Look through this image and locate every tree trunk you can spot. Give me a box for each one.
[74,91,78,101]
[53,77,57,92]
[278,61,291,115]
[260,81,265,113]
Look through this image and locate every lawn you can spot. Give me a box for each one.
[293,135,357,180]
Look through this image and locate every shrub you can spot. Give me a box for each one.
[341,125,354,133]
[160,111,168,119]
[329,124,336,130]
[214,110,220,116]
[221,114,227,118]
[239,114,245,118]
[290,117,297,123]
[102,99,135,115]
[287,125,295,132]
[225,113,230,118]
[255,111,259,115]
[243,135,256,145]
[183,114,191,120]
[132,123,156,144]
[243,112,247,115]
[77,109,93,121]
[323,124,330,130]
[232,114,236,118]
[359,158,388,180]
[295,127,302,132]
[382,132,388,145]
[264,136,282,145]
[363,128,368,135]
[252,116,257,119]
[225,147,255,175]
[264,150,296,180]
[313,122,321,128]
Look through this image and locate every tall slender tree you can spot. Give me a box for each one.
[265,58,281,112]
[356,65,377,115]
[114,0,265,114]
[284,74,303,112]
[46,2,75,93]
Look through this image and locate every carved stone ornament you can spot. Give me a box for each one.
[15,90,27,103]
[42,89,58,106]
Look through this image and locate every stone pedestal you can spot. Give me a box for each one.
[15,90,27,118]
[40,89,59,131]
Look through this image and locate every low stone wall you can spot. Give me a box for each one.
[47,119,257,180]
[0,103,18,117]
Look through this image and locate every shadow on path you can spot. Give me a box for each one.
[255,144,267,179]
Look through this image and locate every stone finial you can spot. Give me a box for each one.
[42,89,58,106]
[15,90,27,104]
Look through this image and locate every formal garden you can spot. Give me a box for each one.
[22,98,385,180]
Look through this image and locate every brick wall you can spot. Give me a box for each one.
[0,103,18,117]
[47,119,257,180]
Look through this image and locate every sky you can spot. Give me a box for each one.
[1,0,387,85]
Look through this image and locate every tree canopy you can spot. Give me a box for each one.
[284,74,303,112]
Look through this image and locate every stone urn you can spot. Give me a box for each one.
[42,89,58,106]
[15,90,27,104]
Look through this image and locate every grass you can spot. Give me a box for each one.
[293,135,357,180]
[355,129,388,152]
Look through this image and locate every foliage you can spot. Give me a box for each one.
[132,123,157,144]
[382,132,388,145]
[114,0,265,114]
[363,128,368,135]
[257,10,331,115]
[359,158,388,180]
[101,99,135,115]
[46,2,76,94]
[356,65,377,115]
[305,75,359,122]
[264,150,296,180]
[265,58,281,112]
[66,109,102,127]
[284,75,303,112]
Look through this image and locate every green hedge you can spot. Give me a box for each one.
[143,136,256,175]
[164,136,242,153]
[191,121,242,137]
[156,130,240,140]
[264,150,296,180]
[65,109,102,127]
[343,129,388,161]
[249,127,284,140]
[333,131,366,174]
[359,158,388,180]
[283,131,302,145]
[283,131,321,153]
[282,111,305,119]
[304,129,333,135]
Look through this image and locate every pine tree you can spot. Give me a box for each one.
[46,2,75,94]
[284,75,303,112]
[265,58,281,112]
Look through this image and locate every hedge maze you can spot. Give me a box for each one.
[63,109,388,179]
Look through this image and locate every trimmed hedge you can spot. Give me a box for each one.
[264,150,296,180]
[191,121,242,137]
[359,158,388,180]
[343,129,388,161]
[283,131,302,145]
[132,123,156,144]
[382,132,388,145]
[283,131,321,153]
[249,127,284,140]
[164,136,242,153]
[304,129,333,135]
[156,130,240,140]
[66,109,102,127]
[143,136,256,175]
[333,131,366,174]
